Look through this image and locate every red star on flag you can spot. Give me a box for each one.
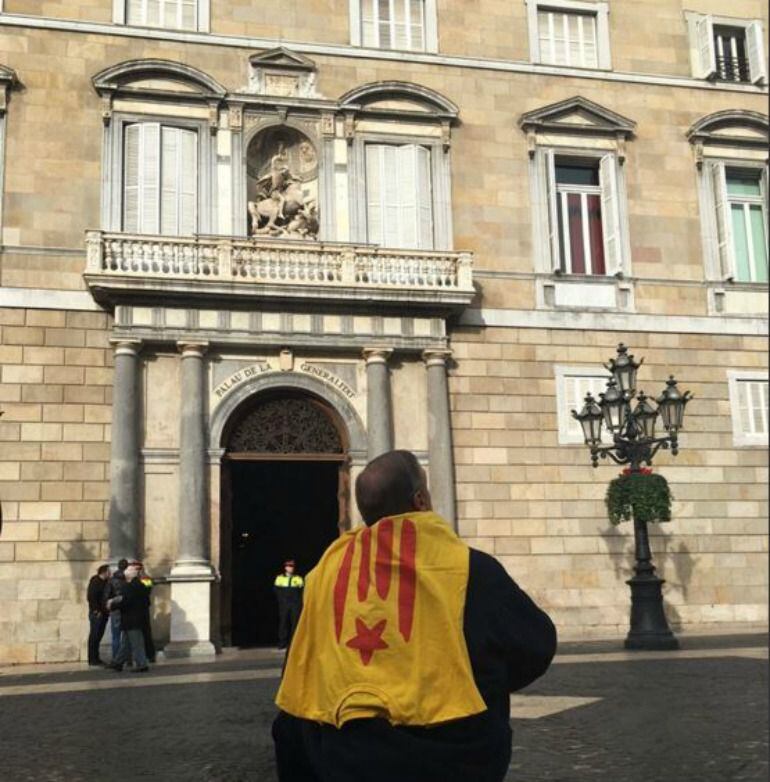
[346,617,389,665]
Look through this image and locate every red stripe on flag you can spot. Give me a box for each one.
[358,526,372,602]
[375,519,394,600]
[334,538,356,642]
[398,518,417,642]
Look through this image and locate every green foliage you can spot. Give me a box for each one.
[605,472,673,526]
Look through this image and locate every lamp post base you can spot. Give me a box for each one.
[624,574,679,651]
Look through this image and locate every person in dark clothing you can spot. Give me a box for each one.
[86,564,111,666]
[132,560,156,663]
[273,559,304,649]
[106,564,150,673]
[272,450,557,782]
[104,558,128,661]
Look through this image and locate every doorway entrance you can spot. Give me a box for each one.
[220,392,349,647]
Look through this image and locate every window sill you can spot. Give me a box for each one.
[121,21,200,33]
[537,275,634,312]
[731,439,770,448]
[708,282,768,316]
[535,60,611,72]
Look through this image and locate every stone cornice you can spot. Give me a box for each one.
[1,14,768,96]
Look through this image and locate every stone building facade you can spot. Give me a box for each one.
[0,0,767,663]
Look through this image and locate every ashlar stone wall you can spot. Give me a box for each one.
[0,307,112,664]
[450,326,769,639]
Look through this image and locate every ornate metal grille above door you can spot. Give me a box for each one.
[227,396,344,454]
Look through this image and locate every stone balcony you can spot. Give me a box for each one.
[84,231,475,313]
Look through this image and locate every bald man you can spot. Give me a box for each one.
[273,450,557,782]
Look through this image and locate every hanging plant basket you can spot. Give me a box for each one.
[605,469,673,526]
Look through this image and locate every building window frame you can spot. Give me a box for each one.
[554,365,612,445]
[113,0,210,32]
[350,0,439,53]
[536,147,630,278]
[349,131,451,250]
[687,111,769,317]
[0,67,17,241]
[716,163,769,283]
[106,112,214,235]
[339,83,458,251]
[525,0,611,70]
[727,370,769,447]
[686,13,767,85]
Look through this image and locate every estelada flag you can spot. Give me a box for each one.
[275,510,487,728]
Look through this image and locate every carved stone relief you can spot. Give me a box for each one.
[246,126,319,240]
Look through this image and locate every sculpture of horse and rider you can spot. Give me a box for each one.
[248,146,319,240]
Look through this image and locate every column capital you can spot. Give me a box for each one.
[362,347,394,365]
[422,348,452,368]
[177,341,209,358]
[109,338,142,357]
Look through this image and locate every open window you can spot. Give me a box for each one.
[687,110,769,315]
[520,96,635,310]
[689,14,767,85]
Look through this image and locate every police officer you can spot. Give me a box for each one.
[274,559,304,650]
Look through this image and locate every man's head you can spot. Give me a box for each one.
[284,560,295,575]
[117,558,129,572]
[355,450,432,526]
[124,565,139,582]
[97,564,110,580]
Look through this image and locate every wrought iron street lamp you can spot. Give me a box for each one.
[572,343,693,651]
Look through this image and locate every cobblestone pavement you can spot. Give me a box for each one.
[0,636,766,782]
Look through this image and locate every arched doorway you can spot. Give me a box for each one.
[220,390,350,647]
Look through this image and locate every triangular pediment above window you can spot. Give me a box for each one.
[519,96,636,138]
[248,47,316,72]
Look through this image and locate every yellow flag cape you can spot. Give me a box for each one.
[275,511,487,728]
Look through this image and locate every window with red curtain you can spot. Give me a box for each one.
[555,160,606,275]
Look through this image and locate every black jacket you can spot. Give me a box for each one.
[113,579,151,631]
[104,571,126,614]
[274,548,557,782]
[86,575,108,615]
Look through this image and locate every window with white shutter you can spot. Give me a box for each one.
[728,372,769,446]
[707,162,768,283]
[126,0,197,30]
[690,15,767,84]
[365,144,434,249]
[537,8,598,68]
[360,0,426,51]
[123,122,198,236]
[544,154,626,277]
[526,1,611,69]
[725,168,768,283]
[555,366,611,444]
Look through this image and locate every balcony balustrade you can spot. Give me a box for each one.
[84,231,475,310]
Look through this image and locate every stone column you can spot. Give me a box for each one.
[166,341,215,658]
[107,339,142,562]
[423,349,457,531]
[363,347,394,461]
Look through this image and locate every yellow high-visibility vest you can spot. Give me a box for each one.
[275,574,304,588]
